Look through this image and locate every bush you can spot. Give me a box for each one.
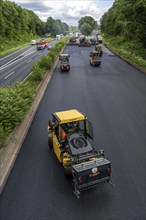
[0,82,34,148]
[30,56,52,83]
[51,46,61,54]
[38,55,52,70]
[31,63,45,82]
[0,124,8,148]
[48,51,58,62]
[56,42,64,48]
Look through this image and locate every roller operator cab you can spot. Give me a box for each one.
[98,35,103,43]
[90,38,97,45]
[59,54,70,72]
[48,109,111,197]
[66,37,79,46]
[78,36,91,47]
[95,43,103,57]
[89,51,101,66]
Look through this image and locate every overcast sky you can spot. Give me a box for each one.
[9,0,115,26]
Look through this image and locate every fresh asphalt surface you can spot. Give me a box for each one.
[0,45,145,220]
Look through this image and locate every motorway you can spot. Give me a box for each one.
[0,40,57,87]
[0,44,145,220]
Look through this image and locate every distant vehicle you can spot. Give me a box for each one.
[31,40,36,45]
[56,35,61,40]
[47,45,52,50]
[37,41,48,50]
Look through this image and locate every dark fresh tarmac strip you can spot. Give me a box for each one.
[0,45,145,220]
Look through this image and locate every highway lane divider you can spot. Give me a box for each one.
[21,71,33,83]
[26,59,32,63]
[4,71,15,79]
[0,46,32,61]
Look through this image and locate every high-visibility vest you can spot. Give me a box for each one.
[61,129,66,140]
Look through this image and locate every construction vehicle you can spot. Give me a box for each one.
[78,36,91,47]
[90,37,97,45]
[98,35,103,43]
[89,50,101,66]
[66,37,78,45]
[59,54,70,72]
[95,43,103,57]
[48,109,111,197]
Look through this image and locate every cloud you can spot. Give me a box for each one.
[14,1,53,12]
[9,0,114,26]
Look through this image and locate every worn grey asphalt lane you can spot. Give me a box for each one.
[0,40,57,87]
[0,45,145,220]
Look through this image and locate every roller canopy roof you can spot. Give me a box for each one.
[54,109,85,123]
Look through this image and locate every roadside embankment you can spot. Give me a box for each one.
[104,43,146,74]
[103,36,146,74]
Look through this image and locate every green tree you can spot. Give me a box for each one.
[0,0,69,49]
[61,22,69,35]
[46,17,69,36]
[100,0,146,48]
[78,16,98,32]
[80,23,92,36]
[69,26,78,32]
[1,0,45,39]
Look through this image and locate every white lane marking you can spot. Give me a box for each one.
[0,48,35,70]
[26,59,32,63]
[20,71,33,84]
[0,48,27,61]
[0,50,36,71]
[4,71,15,79]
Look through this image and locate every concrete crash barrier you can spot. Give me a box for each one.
[0,48,64,194]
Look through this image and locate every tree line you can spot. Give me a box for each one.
[0,0,69,39]
[100,0,146,48]
[46,17,69,36]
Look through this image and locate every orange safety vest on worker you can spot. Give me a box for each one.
[61,129,67,141]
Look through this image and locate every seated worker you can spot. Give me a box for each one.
[61,129,67,141]
[61,122,80,138]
